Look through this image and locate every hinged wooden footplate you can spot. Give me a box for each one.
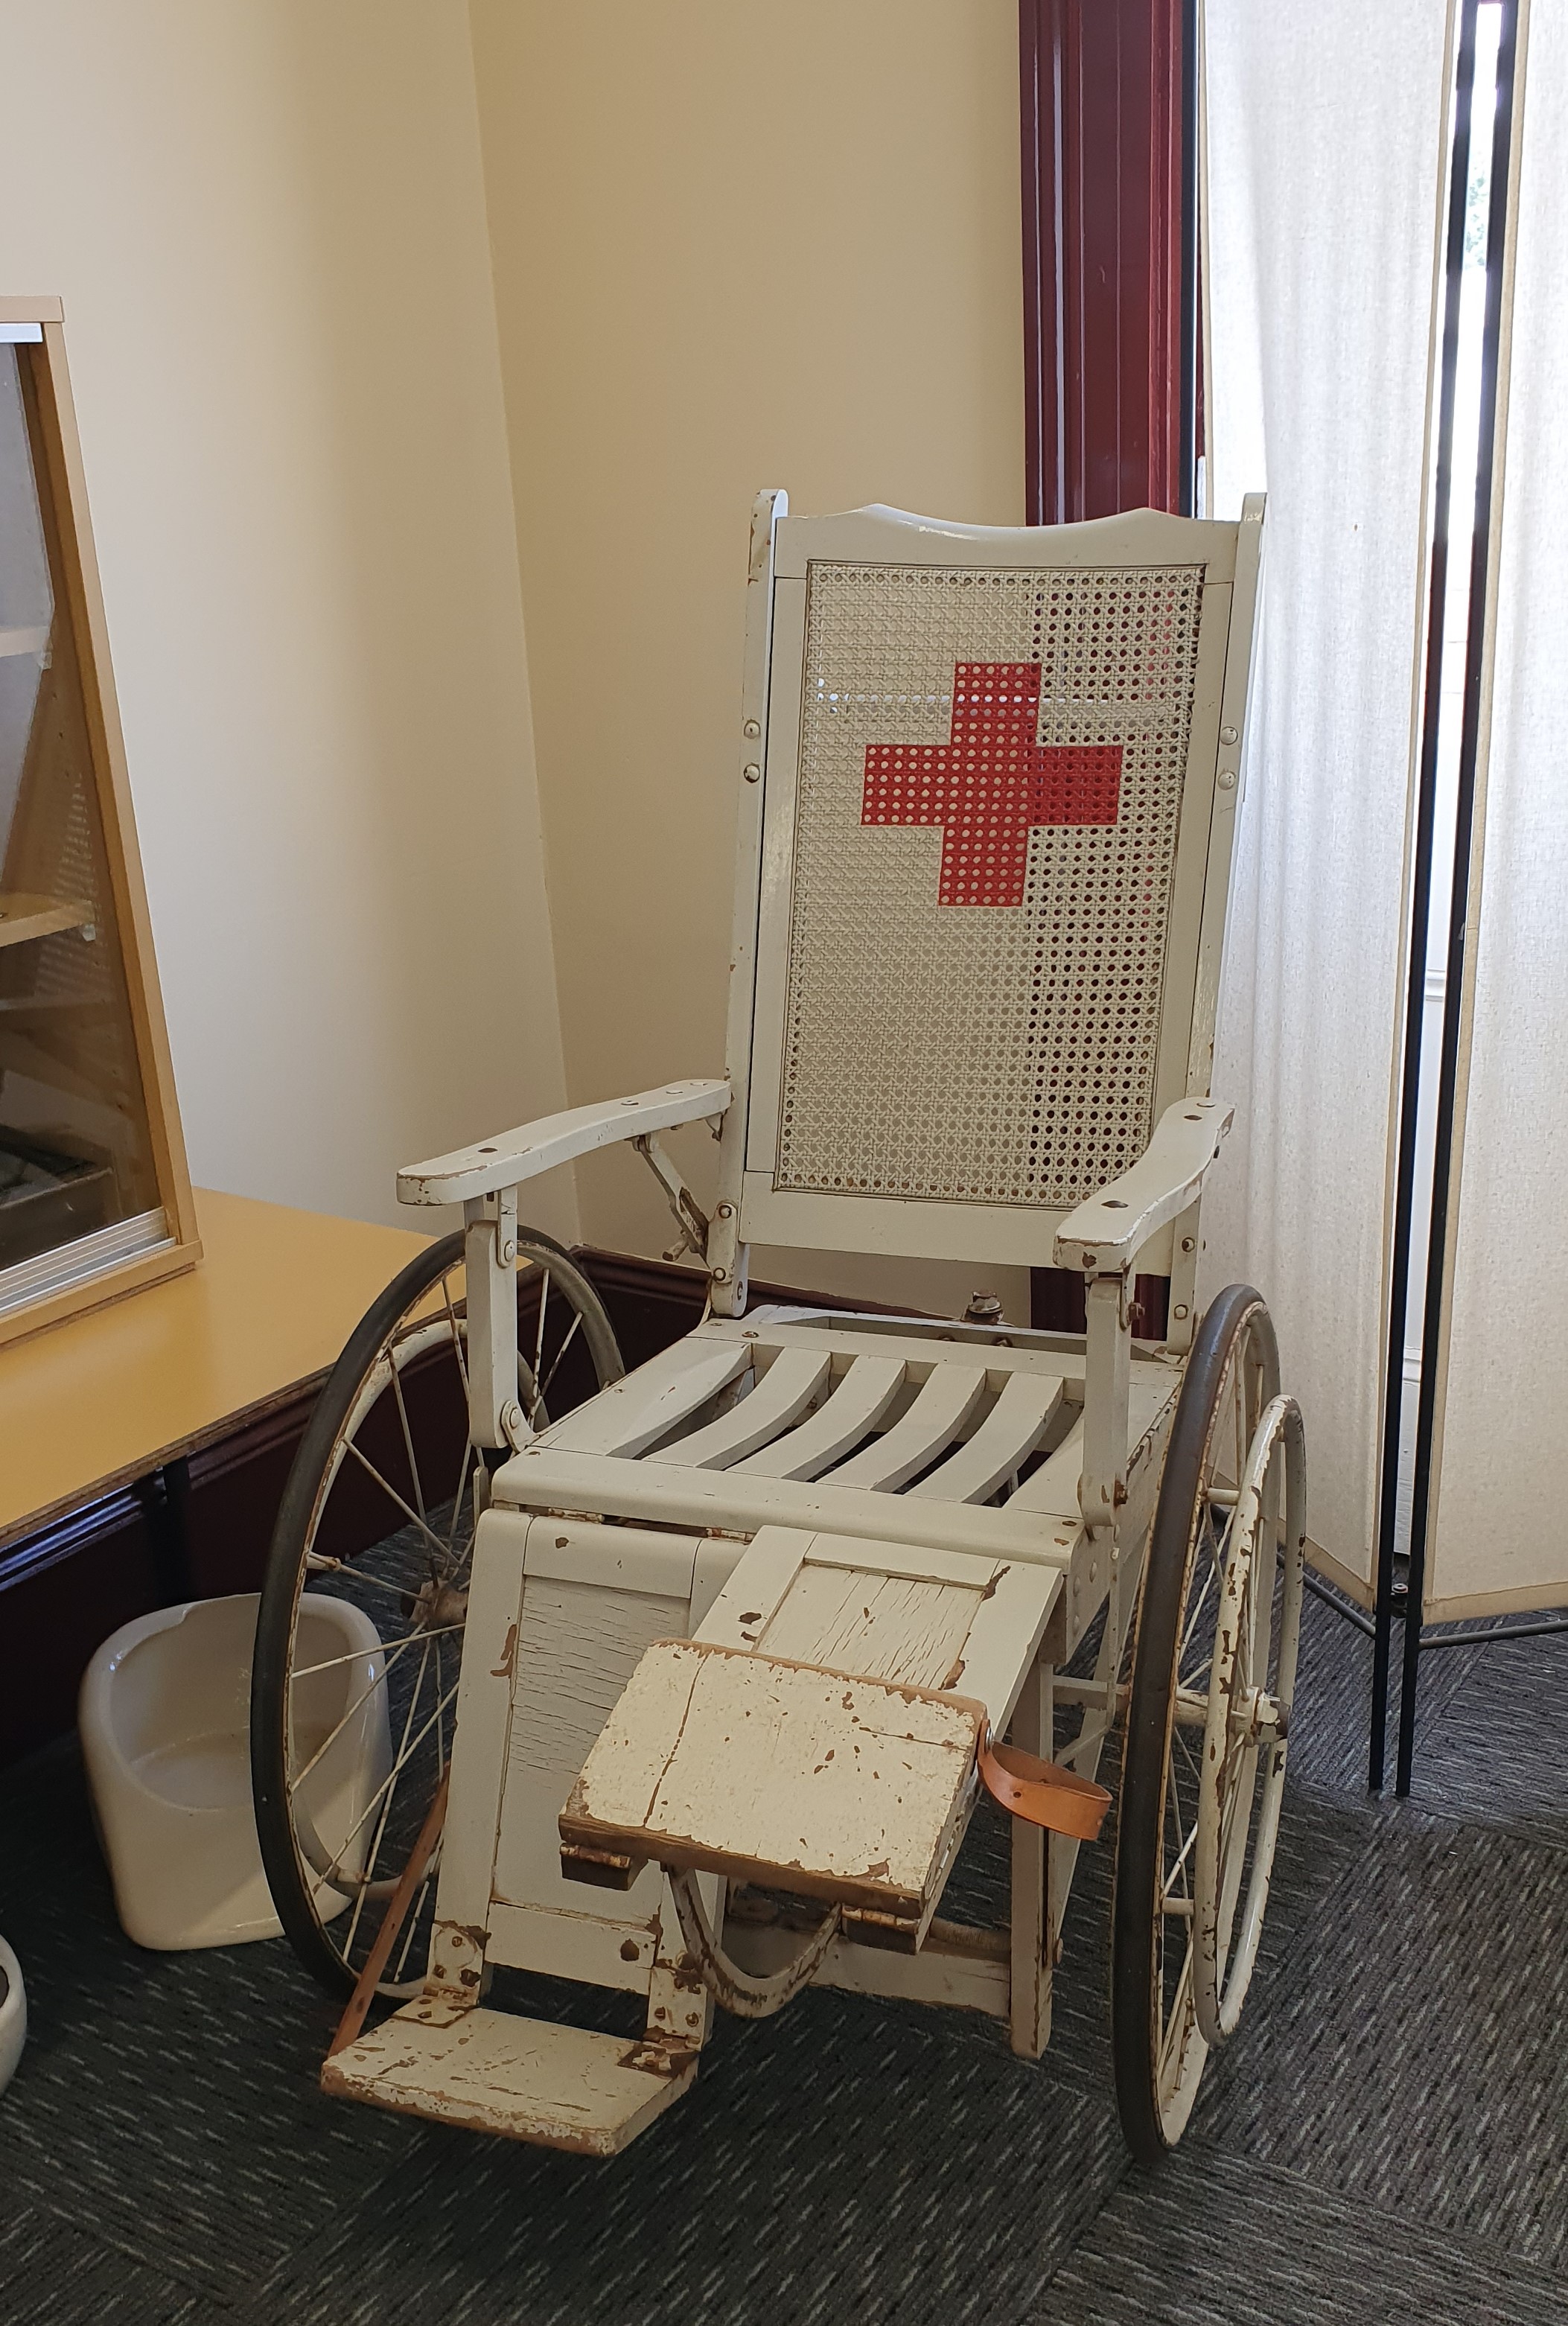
[561,1637,989,1934]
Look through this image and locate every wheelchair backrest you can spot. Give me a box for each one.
[716,494,1263,1284]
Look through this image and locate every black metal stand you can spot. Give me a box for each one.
[1365,0,1532,1797]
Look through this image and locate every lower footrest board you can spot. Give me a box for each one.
[322,2004,694,2155]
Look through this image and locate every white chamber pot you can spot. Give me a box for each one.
[0,1934,25,2094]
[80,1592,392,1951]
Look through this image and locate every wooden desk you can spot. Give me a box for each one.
[1,1188,431,1552]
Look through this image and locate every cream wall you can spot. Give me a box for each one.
[471,0,1029,1316]
[0,2,576,1241]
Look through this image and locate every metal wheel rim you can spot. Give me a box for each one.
[1145,1295,1274,2145]
[1192,1391,1305,2046]
[1113,1284,1304,2160]
[281,1251,485,1995]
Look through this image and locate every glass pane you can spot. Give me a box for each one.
[0,340,160,1280]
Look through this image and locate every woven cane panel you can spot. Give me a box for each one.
[774,560,1205,1208]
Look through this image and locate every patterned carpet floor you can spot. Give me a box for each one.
[1,1587,1565,2325]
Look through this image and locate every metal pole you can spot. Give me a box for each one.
[1369,0,1479,1792]
[1396,0,1520,1798]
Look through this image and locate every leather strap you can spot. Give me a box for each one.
[978,1730,1111,1841]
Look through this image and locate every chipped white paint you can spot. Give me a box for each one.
[562,1640,984,1923]
[322,2004,695,2154]
[544,1337,751,1459]
[648,1346,833,1470]
[492,1573,688,1915]
[728,1353,907,1479]
[694,1526,1058,1721]
[907,1371,1067,1503]
[756,1565,980,1688]
[819,1364,989,1490]
[396,1079,730,1209]
[1052,1097,1234,1273]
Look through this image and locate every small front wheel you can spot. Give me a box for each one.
[1111,1284,1305,2158]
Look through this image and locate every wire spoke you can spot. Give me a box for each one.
[342,1438,452,1564]
[389,1362,426,1529]
[531,1267,550,1419]
[286,1631,424,1798]
[435,1632,447,1784]
[1159,1964,1194,2077]
[344,1637,433,1957]
[440,1275,470,1401]
[445,1435,478,1560]
[305,1555,412,1605]
[1163,1812,1200,1898]
[536,1308,584,1415]
[1173,1725,1205,1808]
[326,1679,461,1882]
[1179,1559,1220,1663]
[290,1622,464,1681]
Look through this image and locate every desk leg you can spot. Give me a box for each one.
[136,1458,195,1605]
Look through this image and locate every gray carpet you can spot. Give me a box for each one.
[2,1591,1566,2325]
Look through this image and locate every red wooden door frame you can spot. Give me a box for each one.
[1020,0,1193,527]
[1019,0,1196,1332]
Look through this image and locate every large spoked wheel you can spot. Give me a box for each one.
[1112,1283,1306,2159]
[251,1227,623,1999]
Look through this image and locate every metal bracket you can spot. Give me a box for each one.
[1080,1272,1132,1539]
[1080,1270,1133,1717]
[462,1188,520,1451]
[633,1133,712,1266]
[1165,1199,1201,1352]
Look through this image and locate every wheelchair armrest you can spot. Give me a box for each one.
[396,1079,732,1208]
[1052,1097,1233,1272]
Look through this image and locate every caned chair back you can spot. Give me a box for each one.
[713,495,1263,1287]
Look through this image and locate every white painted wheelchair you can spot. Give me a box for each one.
[250,492,1304,2161]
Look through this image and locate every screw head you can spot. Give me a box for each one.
[1173,1303,1190,1320]
[742,718,761,738]
[712,1266,729,1282]
[743,762,762,783]
[716,1201,734,1219]
[501,1399,523,1433]
[1218,768,1237,791]
[1220,724,1238,745]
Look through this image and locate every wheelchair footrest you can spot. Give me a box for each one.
[561,1637,988,1938]
[322,2001,696,2155]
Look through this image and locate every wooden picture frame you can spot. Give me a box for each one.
[0,296,197,1345]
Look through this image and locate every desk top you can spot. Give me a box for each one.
[1,1187,433,1548]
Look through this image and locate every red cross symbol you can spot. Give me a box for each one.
[861,662,1123,905]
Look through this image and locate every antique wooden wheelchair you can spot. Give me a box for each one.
[250,491,1304,2163]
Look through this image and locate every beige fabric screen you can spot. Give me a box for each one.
[1199,0,1452,1597]
[1427,3,1563,1621]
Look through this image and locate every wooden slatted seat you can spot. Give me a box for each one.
[497,1312,1181,1654]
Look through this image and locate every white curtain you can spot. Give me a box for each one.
[1429,4,1567,1619]
[1201,2,1451,1593]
